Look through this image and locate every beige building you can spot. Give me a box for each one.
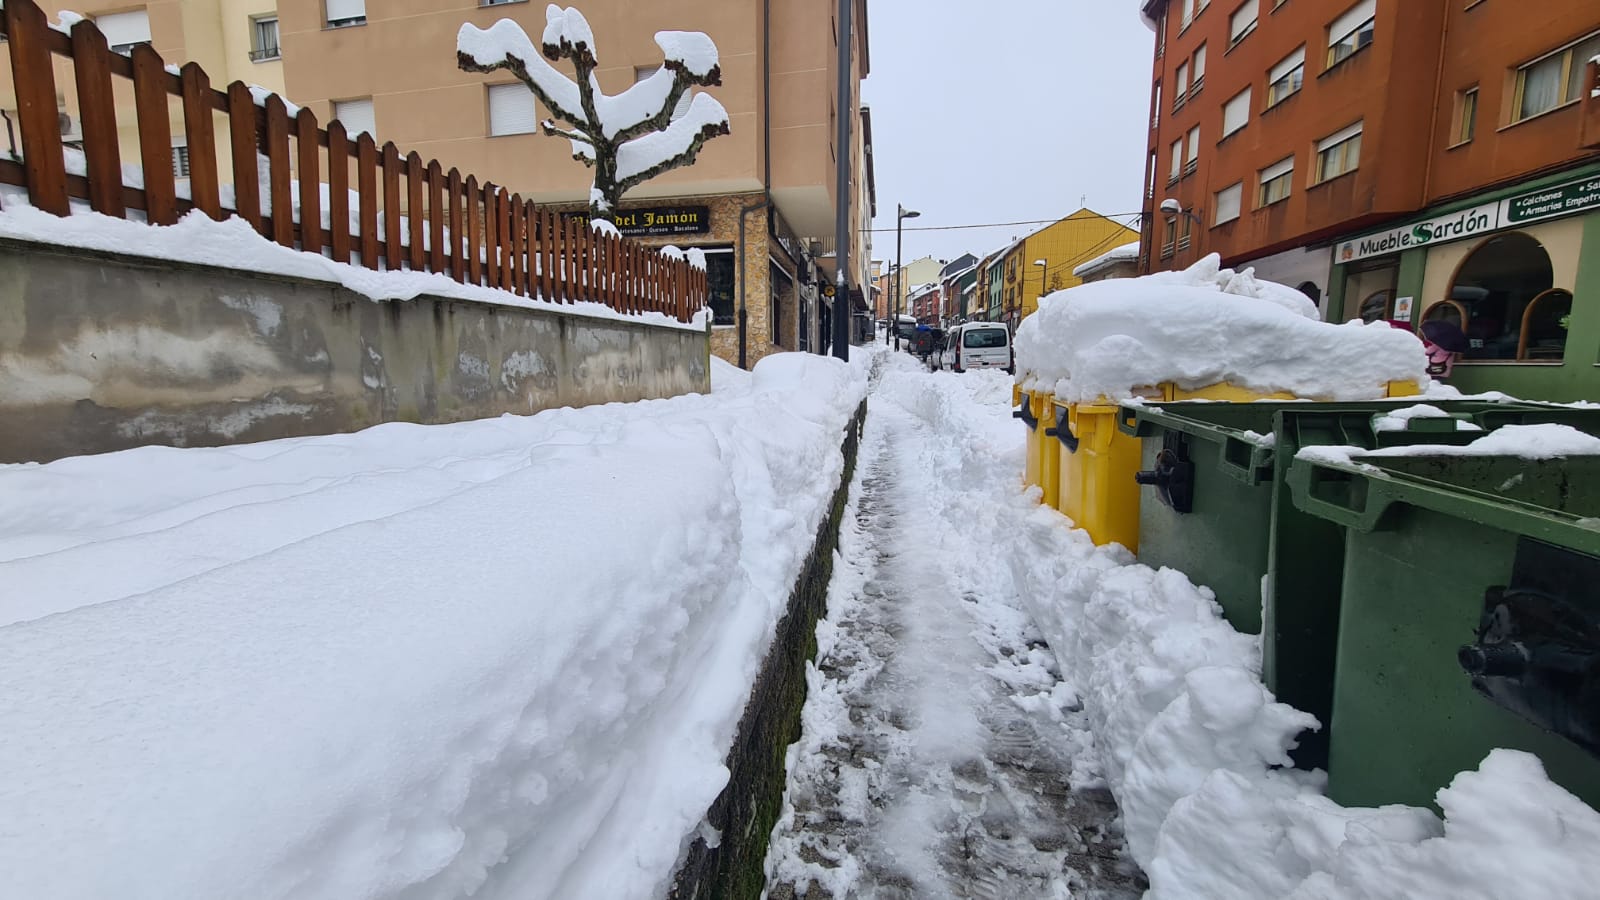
[2,0,873,369]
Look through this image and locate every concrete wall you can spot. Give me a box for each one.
[0,239,709,463]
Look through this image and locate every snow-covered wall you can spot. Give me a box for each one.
[0,238,709,463]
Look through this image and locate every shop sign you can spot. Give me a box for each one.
[1502,174,1600,226]
[1336,201,1501,263]
[562,206,710,236]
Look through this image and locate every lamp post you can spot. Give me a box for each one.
[1033,259,1049,311]
[894,204,920,350]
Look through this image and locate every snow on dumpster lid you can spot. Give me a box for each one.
[1014,254,1428,403]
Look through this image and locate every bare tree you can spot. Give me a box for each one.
[459,6,731,222]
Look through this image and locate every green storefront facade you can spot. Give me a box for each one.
[1325,161,1600,402]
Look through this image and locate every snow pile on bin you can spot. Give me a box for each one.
[1013,254,1428,402]
[0,351,868,900]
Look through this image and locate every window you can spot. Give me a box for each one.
[1222,87,1251,138]
[1341,260,1398,322]
[704,248,735,326]
[333,98,375,139]
[1181,0,1196,27]
[325,0,366,28]
[1214,182,1242,224]
[249,15,279,62]
[1162,217,1177,258]
[1169,138,1184,183]
[1174,61,1190,108]
[1511,32,1600,122]
[1452,87,1478,145]
[1327,0,1375,67]
[1267,47,1306,107]
[95,9,151,55]
[488,84,537,136]
[1178,214,1193,250]
[1192,44,1207,94]
[1315,121,1362,182]
[1258,156,1293,206]
[1147,149,1157,198]
[1185,125,1200,173]
[1229,0,1258,47]
[635,66,693,120]
[171,138,190,178]
[1442,232,1564,361]
[1152,82,1162,129]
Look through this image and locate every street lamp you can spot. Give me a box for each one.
[1033,259,1049,306]
[894,204,920,350]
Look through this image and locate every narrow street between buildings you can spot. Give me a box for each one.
[764,352,1145,899]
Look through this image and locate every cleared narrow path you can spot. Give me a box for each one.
[765,355,1145,899]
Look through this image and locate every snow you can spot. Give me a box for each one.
[589,216,622,238]
[0,351,869,899]
[459,11,730,184]
[0,191,707,332]
[541,4,597,59]
[1073,240,1140,278]
[656,31,720,78]
[248,84,303,117]
[1306,422,1600,464]
[1372,404,1483,433]
[615,92,731,182]
[457,19,584,123]
[763,351,1600,898]
[1014,254,1426,403]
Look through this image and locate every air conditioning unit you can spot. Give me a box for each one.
[58,112,82,143]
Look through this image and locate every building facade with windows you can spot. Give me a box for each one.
[272,0,873,368]
[2,0,874,370]
[1139,0,1600,399]
[0,0,287,186]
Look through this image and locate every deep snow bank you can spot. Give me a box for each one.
[1008,497,1600,900]
[1013,254,1426,403]
[0,352,867,900]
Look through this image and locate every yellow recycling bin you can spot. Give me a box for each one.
[1046,379,1421,551]
[1052,399,1144,550]
[1019,390,1052,496]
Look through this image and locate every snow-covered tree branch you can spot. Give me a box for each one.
[458,5,732,220]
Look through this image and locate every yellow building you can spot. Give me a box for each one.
[1017,209,1140,320]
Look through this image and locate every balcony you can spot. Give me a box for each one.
[248,46,281,62]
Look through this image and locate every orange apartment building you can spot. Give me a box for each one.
[2,0,874,370]
[1139,0,1600,399]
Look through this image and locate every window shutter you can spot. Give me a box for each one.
[1193,44,1207,80]
[325,0,365,24]
[1328,0,1376,45]
[333,98,375,139]
[1260,156,1294,183]
[96,10,151,48]
[1215,183,1242,224]
[1229,0,1258,42]
[1170,139,1183,179]
[1317,120,1363,151]
[1269,47,1306,83]
[488,84,538,136]
[1222,87,1251,136]
[1186,126,1200,163]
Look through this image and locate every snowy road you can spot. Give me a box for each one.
[765,352,1144,898]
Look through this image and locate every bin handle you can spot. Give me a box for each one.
[1013,402,1038,431]
[1045,407,1079,452]
[1284,456,1390,532]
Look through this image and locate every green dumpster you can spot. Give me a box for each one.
[1288,447,1600,812]
[1119,399,1595,770]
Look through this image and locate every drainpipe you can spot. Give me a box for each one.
[737,198,766,369]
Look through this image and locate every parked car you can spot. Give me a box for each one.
[938,322,1013,374]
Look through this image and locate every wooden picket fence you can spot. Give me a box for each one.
[0,0,705,322]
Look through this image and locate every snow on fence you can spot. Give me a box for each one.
[0,0,706,322]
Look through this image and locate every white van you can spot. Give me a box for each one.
[938,322,1012,373]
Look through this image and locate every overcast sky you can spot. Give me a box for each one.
[861,1,1154,269]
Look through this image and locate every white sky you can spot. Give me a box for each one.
[861,1,1154,269]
